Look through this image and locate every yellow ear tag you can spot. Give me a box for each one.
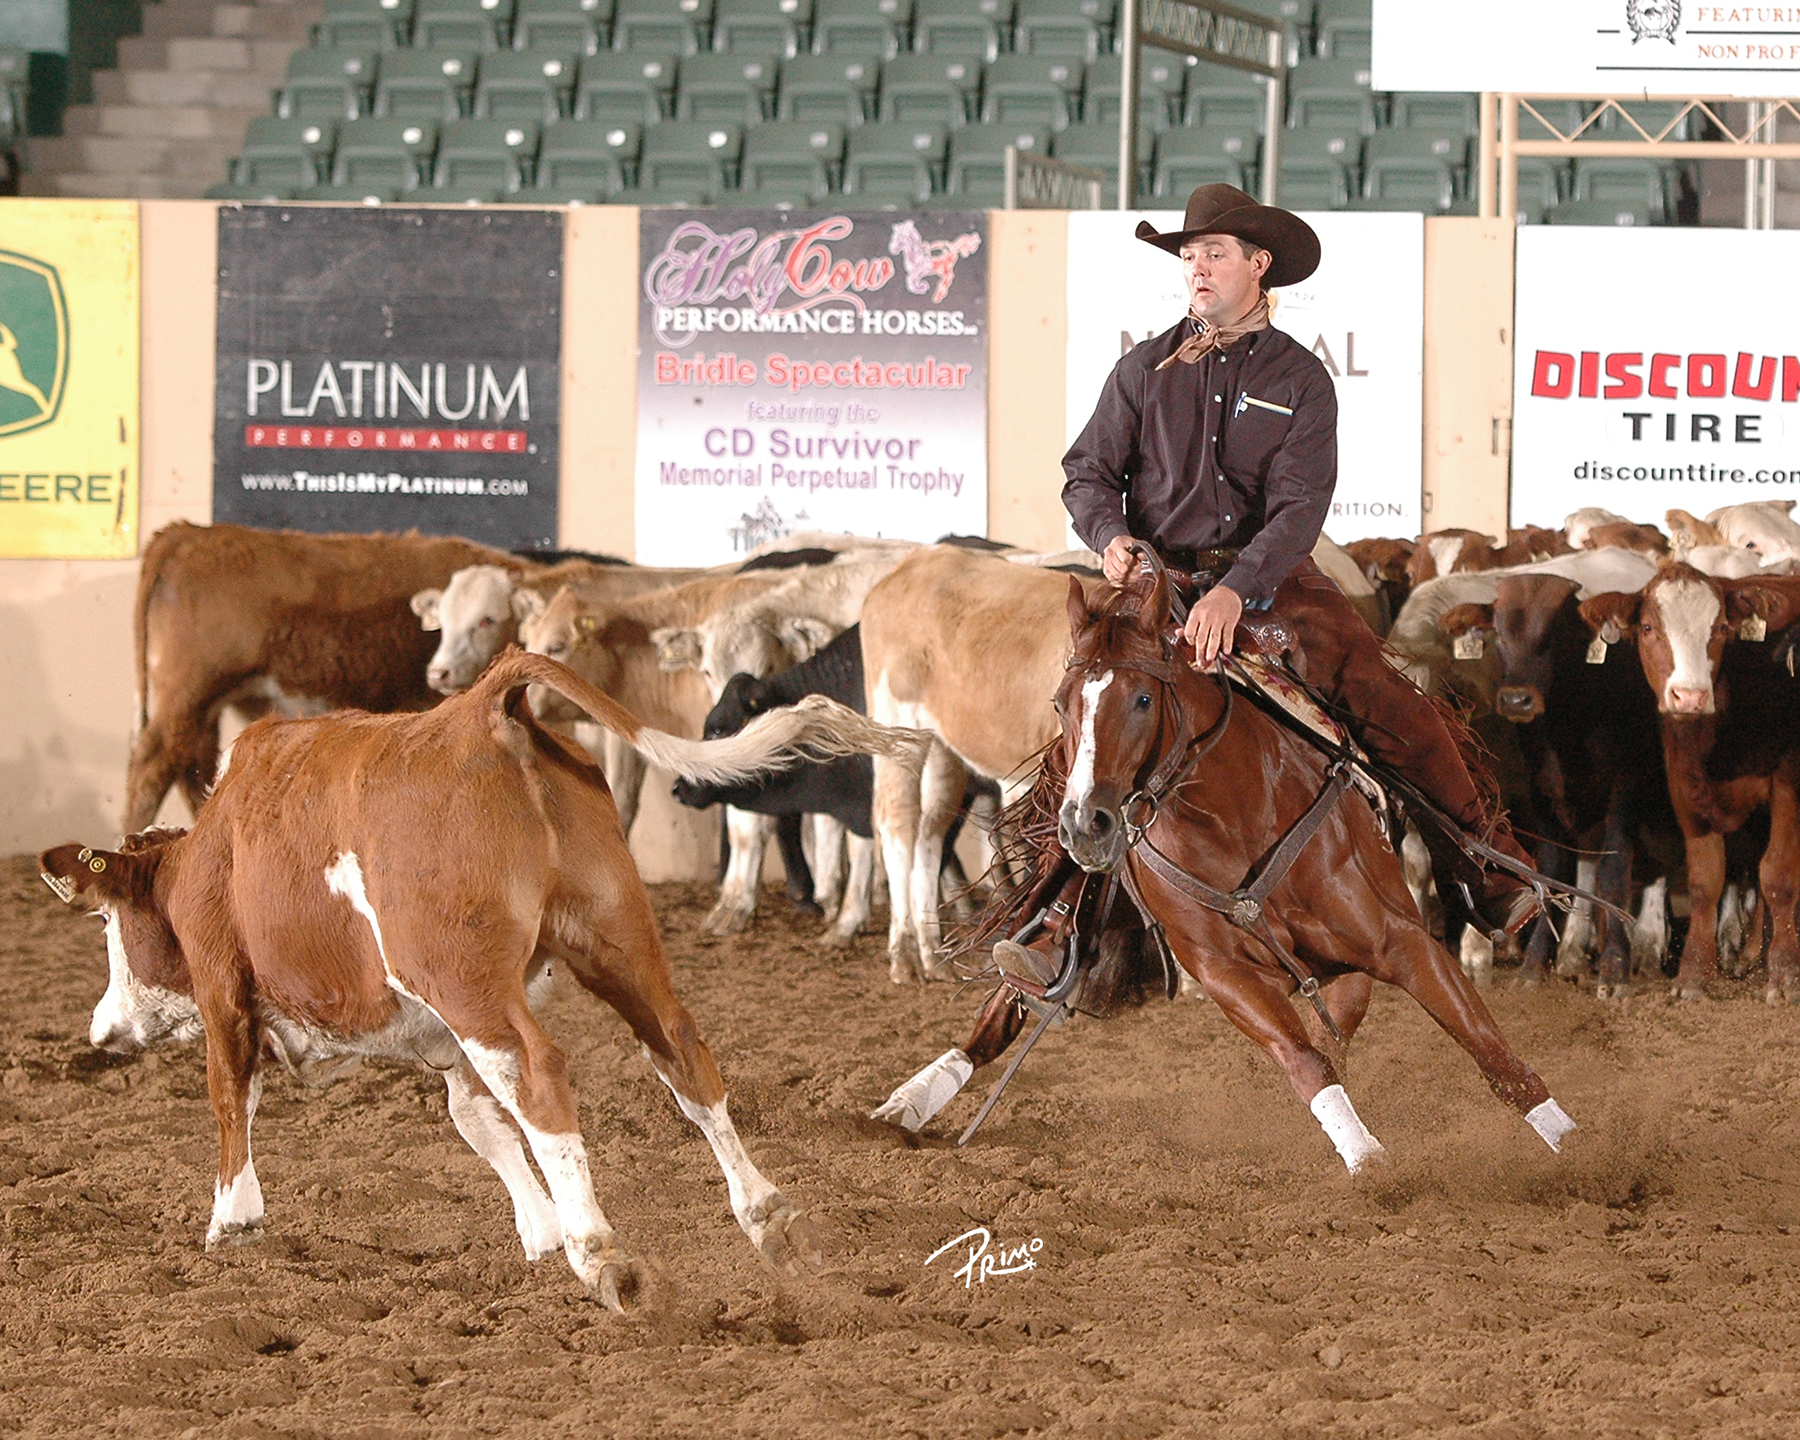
[1587,635,1609,665]
[42,873,77,904]
[1452,634,1484,661]
[1740,615,1768,642]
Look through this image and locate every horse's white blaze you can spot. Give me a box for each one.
[1310,1084,1387,1174]
[1526,1098,1577,1151]
[1651,580,1723,710]
[444,1060,563,1261]
[1065,669,1114,812]
[871,1048,973,1131]
[90,909,203,1051]
[207,1073,264,1246]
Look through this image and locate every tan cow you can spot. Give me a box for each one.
[520,570,799,933]
[128,522,519,833]
[43,650,920,1303]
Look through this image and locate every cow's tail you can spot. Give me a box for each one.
[131,524,185,736]
[484,648,929,785]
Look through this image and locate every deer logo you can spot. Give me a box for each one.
[0,249,69,438]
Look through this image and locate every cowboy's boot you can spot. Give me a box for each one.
[991,864,1086,998]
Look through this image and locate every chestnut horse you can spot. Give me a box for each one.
[877,556,1577,1172]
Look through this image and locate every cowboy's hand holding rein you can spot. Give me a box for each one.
[1184,585,1241,667]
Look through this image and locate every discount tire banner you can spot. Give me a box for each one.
[635,209,988,564]
[214,206,561,550]
[0,200,139,560]
[1066,210,1423,544]
[1511,227,1800,529]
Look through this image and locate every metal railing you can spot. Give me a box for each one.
[1004,146,1105,209]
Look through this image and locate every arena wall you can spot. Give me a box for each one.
[0,204,1511,859]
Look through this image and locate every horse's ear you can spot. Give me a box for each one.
[1065,574,1090,636]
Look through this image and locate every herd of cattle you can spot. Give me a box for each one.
[46,497,1800,1295]
[126,500,1800,1004]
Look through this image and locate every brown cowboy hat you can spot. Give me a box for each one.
[1135,183,1321,289]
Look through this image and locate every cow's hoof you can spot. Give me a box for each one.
[818,924,856,950]
[205,1220,264,1251]
[702,901,755,936]
[920,955,959,983]
[1594,980,1630,1001]
[1671,980,1709,1002]
[888,948,922,984]
[788,896,824,917]
[1512,967,1547,990]
[751,1202,824,1278]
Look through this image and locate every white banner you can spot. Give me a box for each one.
[1374,0,1800,97]
[1065,210,1422,544]
[1511,227,1800,530]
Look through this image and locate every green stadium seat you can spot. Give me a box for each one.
[842,120,946,202]
[433,117,540,189]
[277,49,378,121]
[374,49,477,120]
[1052,120,1145,204]
[510,182,611,202]
[638,118,743,190]
[537,118,638,190]
[740,119,845,198]
[573,51,676,120]
[475,50,577,119]
[232,117,339,189]
[302,182,403,203]
[1361,154,1453,210]
[712,0,808,58]
[414,0,515,50]
[1154,126,1256,197]
[1275,158,1351,209]
[1083,49,1181,129]
[205,181,298,201]
[315,0,414,50]
[612,0,710,53]
[979,56,1081,130]
[945,122,1049,202]
[331,117,438,189]
[1365,127,1466,174]
[1183,61,1267,131]
[1546,198,1652,227]
[426,184,509,202]
[513,0,611,54]
[879,54,978,126]
[913,0,1009,62]
[1013,0,1108,60]
[1514,100,1587,140]
[1287,56,1377,132]
[1314,0,1371,62]
[1388,91,1477,135]
[777,53,877,124]
[1512,156,1564,210]
[810,0,906,58]
[1572,158,1670,223]
[1599,100,1697,141]
[610,183,712,203]
[675,53,776,121]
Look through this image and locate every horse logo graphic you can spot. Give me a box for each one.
[1625,0,1680,44]
[888,220,982,304]
[0,249,70,439]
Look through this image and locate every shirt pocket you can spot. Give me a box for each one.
[1223,391,1295,476]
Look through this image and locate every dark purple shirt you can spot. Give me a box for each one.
[1061,316,1338,608]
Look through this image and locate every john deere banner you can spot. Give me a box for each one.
[214,207,561,550]
[635,209,988,564]
[1066,210,1423,543]
[0,200,139,560]
[1512,226,1800,526]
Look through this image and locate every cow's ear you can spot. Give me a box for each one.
[1436,602,1494,638]
[39,843,143,908]
[1725,580,1800,634]
[1065,573,1091,637]
[1579,591,1641,645]
[779,616,835,662]
[1666,509,1720,549]
[652,627,702,671]
[410,588,442,631]
[1778,500,1797,515]
[510,587,546,624]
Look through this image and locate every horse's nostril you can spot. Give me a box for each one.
[1090,808,1114,838]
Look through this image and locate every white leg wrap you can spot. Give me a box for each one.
[1309,1084,1387,1174]
[871,1049,973,1131]
[1525,1097,1577,1152]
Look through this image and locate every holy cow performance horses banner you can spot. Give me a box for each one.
[635,209,989,564]
[214,207,561,551]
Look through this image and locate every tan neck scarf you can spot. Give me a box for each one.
[1155,291,1272,371]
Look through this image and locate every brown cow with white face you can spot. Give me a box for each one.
[42,650,920,1302]
[1580,566,1800,1000]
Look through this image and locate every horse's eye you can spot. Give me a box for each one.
[1135,692,1152,710]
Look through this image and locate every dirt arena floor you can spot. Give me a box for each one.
[5,855,1800,1439]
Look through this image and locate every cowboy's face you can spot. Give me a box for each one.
[1179,233,1270,325]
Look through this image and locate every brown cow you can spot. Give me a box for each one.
[42,649,920,1303]
[127,522,521,832]
[1580,566,1800,1000]
[1577,521,1669,558]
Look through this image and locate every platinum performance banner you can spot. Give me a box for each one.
[214,207,561,550]
[635,209,988,563]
